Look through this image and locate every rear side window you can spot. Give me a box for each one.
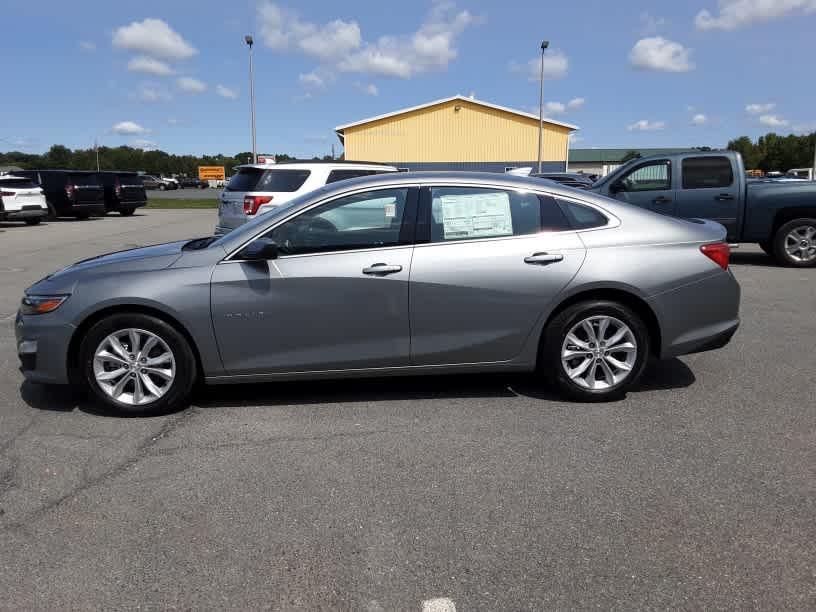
[682,156,734,189]
[557,199,608,229]
[226,168,310,192]
[0,178,37,189]
[326,169,384,184]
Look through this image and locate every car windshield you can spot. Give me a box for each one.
[70,173,100,185]
[225,168,311,192]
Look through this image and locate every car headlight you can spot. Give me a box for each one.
[20,294,70,315]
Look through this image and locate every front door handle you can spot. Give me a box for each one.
[653,196,672,204]
[524,252,564,265]
[362,263,403,276]
[715,194,735,201]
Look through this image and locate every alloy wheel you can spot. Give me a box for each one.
[784,225,816,263]
[561,316,638,390]
[93,328,176,405]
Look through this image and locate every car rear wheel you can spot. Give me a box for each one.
[119,208,135,216]
[773,218,816,267]
[541,300,650,402]
[79,314,197,416]
[75,212,91,220]
[24,218,42,226]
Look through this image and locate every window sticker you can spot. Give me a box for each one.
[437,191,513,240]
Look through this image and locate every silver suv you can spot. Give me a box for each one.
[215,161,397,234]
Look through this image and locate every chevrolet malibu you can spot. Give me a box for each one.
[16,172,740,415]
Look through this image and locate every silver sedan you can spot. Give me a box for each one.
[16,172,740,415]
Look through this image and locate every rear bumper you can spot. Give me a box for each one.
[1,208,47,220]
[649,270,741,359]
[106,199,147,211]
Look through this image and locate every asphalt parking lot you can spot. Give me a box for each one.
[1,211,814,609]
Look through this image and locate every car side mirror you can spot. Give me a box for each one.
[610,180,625,194]
[237,238,279,261]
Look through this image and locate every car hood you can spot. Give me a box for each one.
[32,241,189,290]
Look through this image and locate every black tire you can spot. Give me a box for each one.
[78,313,197,416]
[773,218,816,267]
[540,300,650,402]
[119,208,135,217]
[24,218,42,226]
[758,241,773,256]
[159,184,166,191]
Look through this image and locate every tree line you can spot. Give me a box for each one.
[0,145,333,176]
[727,132,816,172]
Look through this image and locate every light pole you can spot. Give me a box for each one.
[537,40,549,174]
[245,35,257,164]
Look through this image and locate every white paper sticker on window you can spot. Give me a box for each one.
[384,202,396,218]
[438,191,513,240]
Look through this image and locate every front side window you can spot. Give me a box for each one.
[619,161,671,192]
[682,156,734,189]
[264,188,409,256]
[428,187,547,243]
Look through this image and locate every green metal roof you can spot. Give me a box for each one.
[568,148,695,163]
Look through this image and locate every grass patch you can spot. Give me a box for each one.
[147,198,218,209]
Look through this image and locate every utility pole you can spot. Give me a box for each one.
[245,35,257,164]
[95,138,100,171]
[537,40,549,174]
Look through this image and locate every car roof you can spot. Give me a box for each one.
[234,162,397,171]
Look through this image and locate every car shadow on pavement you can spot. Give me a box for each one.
[730,251,778,267]
[20,359,695,415]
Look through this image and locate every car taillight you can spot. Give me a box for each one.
[0,190,14,197]
[243,195,272,215]
[700,242,730,270]
[114,177,122,196]
[65,184,76,199]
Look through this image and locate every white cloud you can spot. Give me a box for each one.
[258,1,481,79]
[567,97,586,110]
[79,40,96,52]
[166,118,180,126]
[746,102,775,114]
[359,83,379,96]
[216,84,238,99]
[630,37,694,72]
[127,55,175,76]
[692,113,708,125]
[695,0,816,30]
[792,122,816,135]
[512,50,569,81]
[544,102,566,115]
[112,18,197,61]
[759,114,789,128]
[135,83,172,103]
[298,71,326,88]
[627,119,666,132]
[176,76,207,94]
[132,139,158,150]
[111,121,148,135]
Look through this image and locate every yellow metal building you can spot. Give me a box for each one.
[335,95,578,172]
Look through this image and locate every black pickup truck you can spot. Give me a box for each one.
[591,151,816,267]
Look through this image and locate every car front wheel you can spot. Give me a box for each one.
[79,313,197,415]
[541,300,650,402]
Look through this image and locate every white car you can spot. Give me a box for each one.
[215,161,398,234]
[0,174,48,225]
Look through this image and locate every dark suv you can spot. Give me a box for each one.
[98,172,147,216]
[13,170,105,219]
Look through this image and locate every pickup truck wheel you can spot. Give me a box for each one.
[119,208,135,217]
[773,218,816,267]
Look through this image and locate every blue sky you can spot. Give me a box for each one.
[2,0,814,157]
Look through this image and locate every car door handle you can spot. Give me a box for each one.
[524,252,564,265]
[653,196,672,204]
[715,194,735,201]
[362,263,403,276]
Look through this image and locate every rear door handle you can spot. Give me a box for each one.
[362,263,403,276]
[524,252,564,265]
[653,196,672,204]
[715,194,735,201]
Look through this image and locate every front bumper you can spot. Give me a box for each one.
[15,311,75,385]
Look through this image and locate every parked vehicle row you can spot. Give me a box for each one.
[1,169,147,222]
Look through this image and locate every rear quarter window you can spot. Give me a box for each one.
[556,199,609,229]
